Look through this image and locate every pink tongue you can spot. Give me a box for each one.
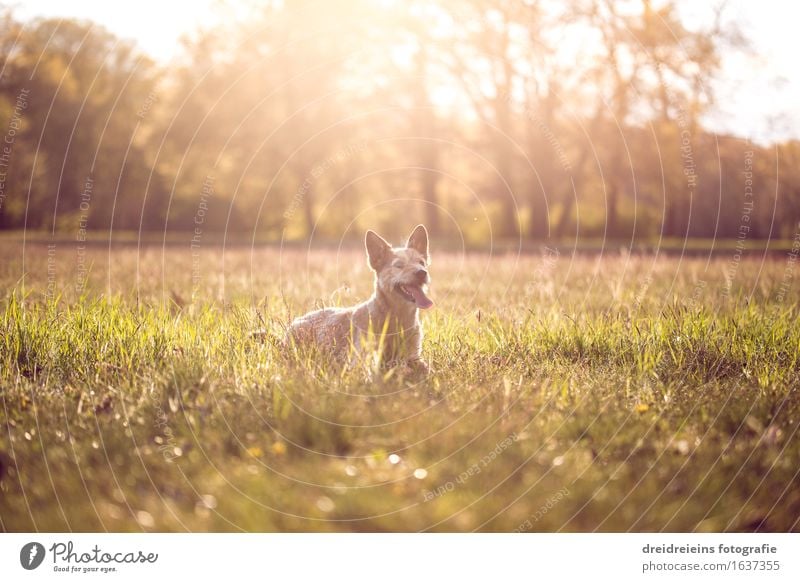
[408,285,434,309]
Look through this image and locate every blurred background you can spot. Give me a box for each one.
[0,0,798,245]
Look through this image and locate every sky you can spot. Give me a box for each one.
[679,1,800,144]
[8,0,800,144]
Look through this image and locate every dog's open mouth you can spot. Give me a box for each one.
[395,283,434,309]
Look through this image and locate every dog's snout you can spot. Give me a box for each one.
[415,269,428,283]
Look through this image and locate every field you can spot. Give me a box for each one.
[1,239,799,532]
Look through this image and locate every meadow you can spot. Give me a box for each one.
[1,238,799,532]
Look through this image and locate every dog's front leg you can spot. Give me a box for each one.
[405,357,430,375]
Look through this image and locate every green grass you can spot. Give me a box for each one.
[4,229,800,253]
[1,240,799,531]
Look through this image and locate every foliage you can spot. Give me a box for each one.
[1,2,798,239]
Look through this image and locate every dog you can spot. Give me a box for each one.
[287,225,434,372]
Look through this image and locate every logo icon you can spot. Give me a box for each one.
[20,542,46,570]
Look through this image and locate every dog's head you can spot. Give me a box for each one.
[365,224,433,310]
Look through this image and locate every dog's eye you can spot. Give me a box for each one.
[419,260,426,266]
[391,259,402,268]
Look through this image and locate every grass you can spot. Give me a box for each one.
[1,239,799,532]
[4,229,800,254]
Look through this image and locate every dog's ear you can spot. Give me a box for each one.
[407,224,429,261]
[365,230,392,270]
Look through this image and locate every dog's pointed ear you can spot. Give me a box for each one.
[407,224,429,261]
[365,230,392,270]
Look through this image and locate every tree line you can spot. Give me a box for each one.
[1,0,798,242]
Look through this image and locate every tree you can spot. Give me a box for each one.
[0,14,160,231]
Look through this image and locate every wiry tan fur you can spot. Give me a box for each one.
[287,225,433,372]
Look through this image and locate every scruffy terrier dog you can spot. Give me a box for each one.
[288,225,434,372]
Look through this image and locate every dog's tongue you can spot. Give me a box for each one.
[409,285,434,309]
